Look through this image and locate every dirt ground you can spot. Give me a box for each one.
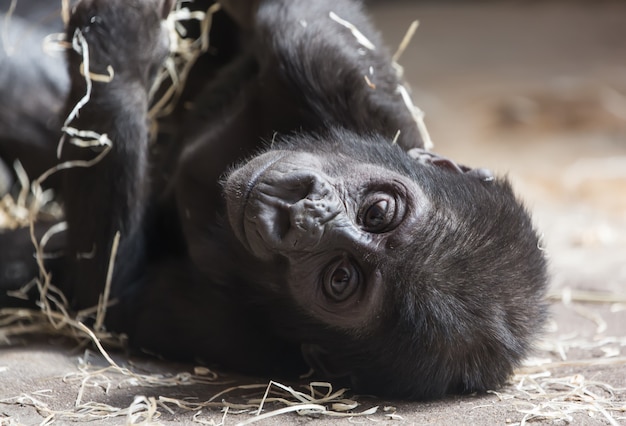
[2,1,626,425]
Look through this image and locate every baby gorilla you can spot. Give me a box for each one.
[218,131,547,398]
[0,0,547,399]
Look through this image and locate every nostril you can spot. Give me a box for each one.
[253,170,338,251]
[281,175,318,204]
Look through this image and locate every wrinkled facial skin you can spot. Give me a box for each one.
[224,148,427,328]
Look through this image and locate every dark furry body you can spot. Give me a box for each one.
[0,0,548,399]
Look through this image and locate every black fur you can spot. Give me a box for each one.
[0,0,548,400]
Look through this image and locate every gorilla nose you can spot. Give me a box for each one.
[287,194,340,239]
[253,170,342,253]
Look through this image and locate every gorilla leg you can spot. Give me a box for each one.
[58,0,173,309]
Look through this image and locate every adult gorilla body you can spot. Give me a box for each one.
[0,0,548,399]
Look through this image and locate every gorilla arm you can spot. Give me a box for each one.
[177,0,427,274]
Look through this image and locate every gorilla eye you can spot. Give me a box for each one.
[360,194,397,233]
[323,258,360,302]
[364,200,388,229]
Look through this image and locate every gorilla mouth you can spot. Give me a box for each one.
[241,155,284,206]
[224,152,287,253]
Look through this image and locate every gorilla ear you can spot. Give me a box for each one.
[301,344,350,379]
[407,148,494,182]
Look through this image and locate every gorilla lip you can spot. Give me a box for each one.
[226,152,287,251]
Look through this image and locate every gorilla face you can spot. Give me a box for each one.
[224,135,429,329]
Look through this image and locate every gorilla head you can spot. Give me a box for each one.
[223,129,548,399]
